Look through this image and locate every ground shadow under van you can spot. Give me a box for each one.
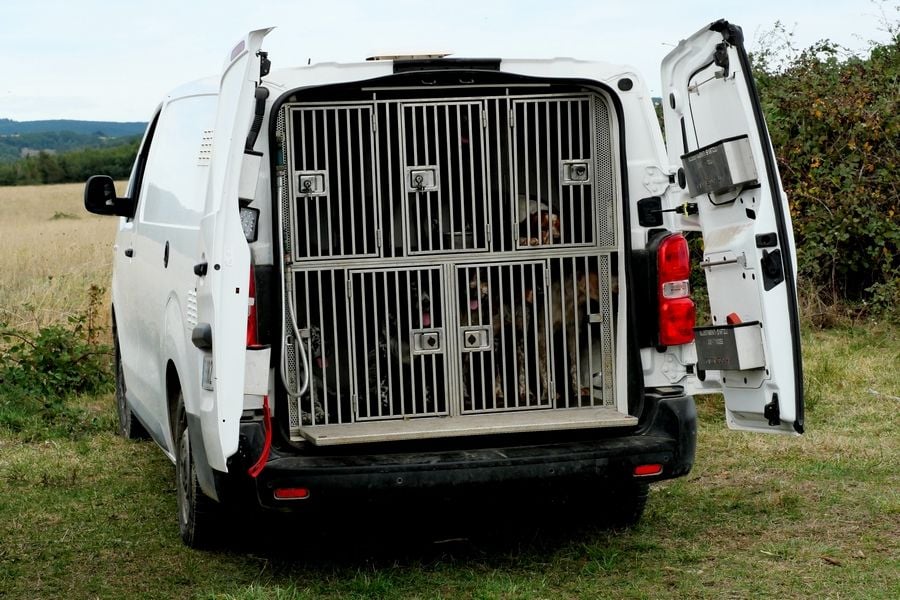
[218,483,632,565]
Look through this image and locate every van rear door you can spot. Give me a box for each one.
[661,20,804,434]
[196,28,273,471]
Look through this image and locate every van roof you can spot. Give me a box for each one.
[164,57,639,103]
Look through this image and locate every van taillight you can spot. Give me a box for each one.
[657,233,695,346]
[247,264,259,348]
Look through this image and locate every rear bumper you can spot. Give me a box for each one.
[250,396,696,509]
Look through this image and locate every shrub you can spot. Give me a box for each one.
[0,285,113,439]
[753,20,899,321]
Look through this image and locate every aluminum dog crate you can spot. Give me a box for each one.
[278,89,619,441]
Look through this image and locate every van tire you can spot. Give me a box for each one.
[114,336,148,440]
[602,482,649,528]
[174,394,221,548]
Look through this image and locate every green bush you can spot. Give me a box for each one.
[0,318,111,396]
[0,285,113,439]
[753,22,899,320]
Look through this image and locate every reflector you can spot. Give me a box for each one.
[247,265,259,348]
[274,487,310,500]
[634,463,663,476]
[239,206,259,242]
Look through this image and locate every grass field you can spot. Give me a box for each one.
[0,182,120,332]
[1,184,898,599]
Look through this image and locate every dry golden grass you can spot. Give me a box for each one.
[0,182,123,331]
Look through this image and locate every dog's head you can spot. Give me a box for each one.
[539,210,561,242]
[577,272,601,304]
[465,270,491,313]
[308,325,330,369]
[409,278,433,327]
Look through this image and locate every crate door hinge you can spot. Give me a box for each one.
[376,228,383,248]
[509,108,515,128]
[481,111,487,129]
[346,275,353,299]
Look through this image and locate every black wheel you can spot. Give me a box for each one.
[114,336,148,439]
[602,482,650,528]
[174,393,222,548]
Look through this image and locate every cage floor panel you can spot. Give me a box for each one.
[297,406,635,446]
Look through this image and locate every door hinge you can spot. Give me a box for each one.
[376,229,383,248]
[481,111,487,129]
[764,393,781,426]
[509,108,515,128]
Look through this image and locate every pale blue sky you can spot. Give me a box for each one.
[1,0,892,122]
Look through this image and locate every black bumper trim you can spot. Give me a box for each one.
[247,397,696,509]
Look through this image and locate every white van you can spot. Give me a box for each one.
[85,20,804,547]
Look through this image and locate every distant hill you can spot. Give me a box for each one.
[0,118,146,137]
[0,119,146,164]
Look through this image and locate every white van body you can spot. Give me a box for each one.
[86,20,803,547]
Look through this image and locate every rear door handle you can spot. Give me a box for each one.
[124,248,134,258]
[163,241,170,268]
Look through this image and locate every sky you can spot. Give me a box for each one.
[1,0,894,122]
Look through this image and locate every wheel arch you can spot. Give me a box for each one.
[168,360,222,502]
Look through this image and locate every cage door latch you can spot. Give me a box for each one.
[406,166,439,192]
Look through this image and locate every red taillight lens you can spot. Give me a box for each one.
[273,487,310,500]
[658,233,691,282]
[247,264,259,348]
[634,463,663,477]
[660,298,696,345]
[657,234,695,346]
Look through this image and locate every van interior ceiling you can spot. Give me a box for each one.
[271,77,624,442]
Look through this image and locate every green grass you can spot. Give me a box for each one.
[1,326,898,599]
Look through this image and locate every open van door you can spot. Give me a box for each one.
[196,28,273,471]
[661,20,804,434]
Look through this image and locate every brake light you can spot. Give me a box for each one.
[657,234,695,346]
[247,264,259,348]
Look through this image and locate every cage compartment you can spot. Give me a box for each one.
[511,96,596,250]
[286,105,379,261]
[280,89,619,438]
[456,255,614,415]
[456,261,552,413]
[288,257,615,430]
[401,102,489,254]
[290,269,354,427]
[283,92,615,264]
[349,267,447,420]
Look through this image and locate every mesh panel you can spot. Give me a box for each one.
[594,97,616,248]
